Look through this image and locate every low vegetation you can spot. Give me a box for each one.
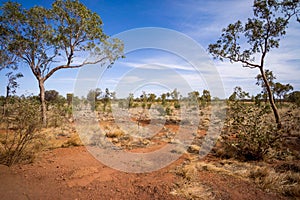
[0,87,299,199]
[0,97,43,166]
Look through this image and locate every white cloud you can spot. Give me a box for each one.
[170,0,253,42]
[168,0,300,95]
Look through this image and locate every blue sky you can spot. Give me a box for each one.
[1,0,299,98]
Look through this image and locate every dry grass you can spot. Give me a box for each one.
[0,129,47,165]
[249,165,300,197]
[171,160,216,200]
[170,183,214,200]
[181,157,300,199]
[61,134,83,148]
[105,127,124,138]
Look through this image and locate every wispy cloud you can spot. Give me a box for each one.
[166,0,300,95]
[168,0,253,43]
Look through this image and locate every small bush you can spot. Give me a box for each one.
[174,101,180,109]
[132,103,139,108]
[0,97,43,166]
[221,101,280,161]
[165,107,173,116]
[61,135,83,148]
[147,103,152,109]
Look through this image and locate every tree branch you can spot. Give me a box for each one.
[44,56,108,81]
[221,54,261,69]
[238,59,261,68]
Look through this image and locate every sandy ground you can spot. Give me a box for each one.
[0,146,286,200]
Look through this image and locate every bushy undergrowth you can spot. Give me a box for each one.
[220,101,280,161]
[47,103,72,128]
[0,97,44,166]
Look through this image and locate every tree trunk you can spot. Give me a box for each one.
[2,86,10,116]
[38,79,47,127]
[259,67,281,129]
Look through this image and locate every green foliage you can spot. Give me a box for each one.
[0,0,124,124]
[102,88,112,111]
[208,0,300,129]
[147,103,152,109]
[132,103,139,108]
[47,100,70,128]
[229,86,250,101]
[66,93,73,106]
[127,93,134,109]
[165,106,172,116]
[45,90,59,102]
[161,93,167,106]
[209,1,299,64]
[87,88,102,111]
[256,70,276,102]
[174,101,180,109]
[274,82,293,103]
[287,91,300,106]
[221,100,280,161]
[4,72,23,97]
[0,97,43,166]
[199,89,211,108]
[147,93,156,102]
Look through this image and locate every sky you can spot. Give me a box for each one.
[0,0,299,98]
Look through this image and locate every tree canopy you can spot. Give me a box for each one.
[0,0,124,125]
[208,0,300,128]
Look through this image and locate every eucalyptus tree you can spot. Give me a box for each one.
[0,15,18,71]
[2,72,23,115]
[161,93,167,106]
[0,0,123,125]
[201,89,211,102]
[208,0,299,128]
[256,69,276,102]
[274,82,293,103]
[229,86,250,101]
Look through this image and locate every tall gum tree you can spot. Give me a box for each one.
[0,0,124,126]
[208,0,299,129]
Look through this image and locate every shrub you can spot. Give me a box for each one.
[174,101,180,109]
[0,97,43,166]
[141,102,146,109]
[147,103,152,109]
[61,134,83,148]
[221,101,279,161]
[132,103,139,108]
[165,107,173,116]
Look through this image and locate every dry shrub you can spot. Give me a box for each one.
[0,97,44,166]
[186,159,300,199]
[249,166,300,198]
[172,158,216,200]
[61,134,83,148]
[105,128,124,138]
[47,103,71,128]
